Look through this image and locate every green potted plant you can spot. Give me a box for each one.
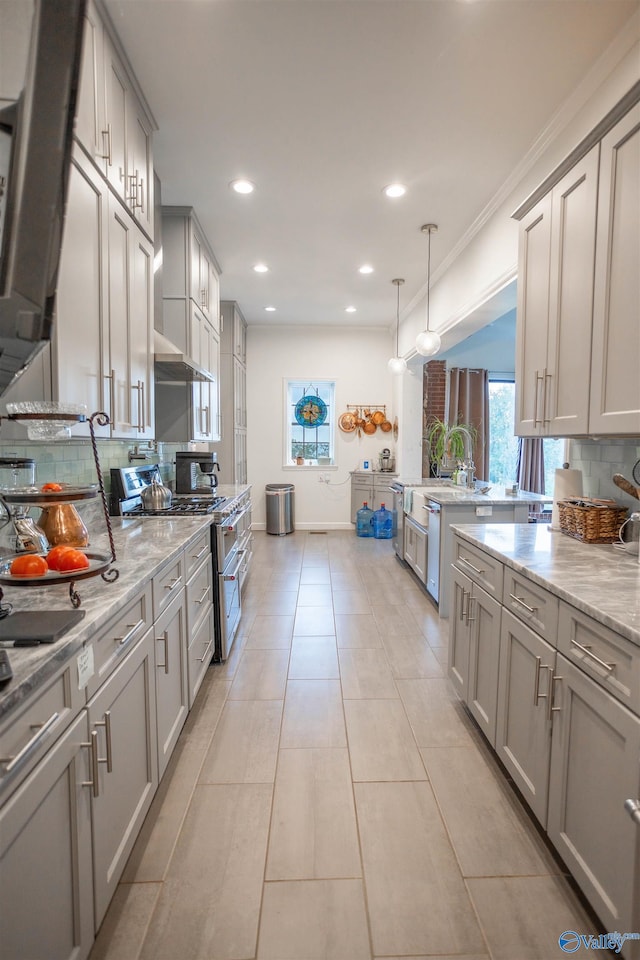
[425,418,476,477]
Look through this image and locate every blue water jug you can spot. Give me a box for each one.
[356,501,374,537]
[372,502,393,540]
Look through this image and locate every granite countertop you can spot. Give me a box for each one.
[452,522,640,645]
[0,516,213,722]
[404,481,549,507]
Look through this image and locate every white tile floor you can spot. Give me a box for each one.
[89,530,608,960]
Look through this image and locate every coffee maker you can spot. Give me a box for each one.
[378,448,396,472]
[175,452,221,494]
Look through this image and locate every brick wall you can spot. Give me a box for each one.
[422,359,447,476]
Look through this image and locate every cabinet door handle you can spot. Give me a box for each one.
[1,711,60,776]
[460,587,468,623]
[569,638,615,673]
[624,799,640,825]
[94,711,113,772]
[509,593,538,615]
[533,655,551,705]
[548,674,563,721]
[114,618,144,651]
[82,730,100,798]
[543,369,552,424]
[104,369,115,424]
[459,556,484,576]
[132,380,144,430]
[533,370,544,426]
[99,123,112,165]
[466,596,476,623]
[156,630,169,675]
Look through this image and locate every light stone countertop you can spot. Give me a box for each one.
[452,522,640,645]
[408,482,549,507]
[0,516,213,722]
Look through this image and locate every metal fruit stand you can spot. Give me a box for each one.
[0,411,119,607]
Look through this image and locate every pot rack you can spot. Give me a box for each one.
[0,410,119,608]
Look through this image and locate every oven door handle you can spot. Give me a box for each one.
[222,553,243,581]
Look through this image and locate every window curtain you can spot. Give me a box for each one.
[516,437,545,494]
[447,367,489,481]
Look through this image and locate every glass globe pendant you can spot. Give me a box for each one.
[415,223,440,357]
[388,278,406,375]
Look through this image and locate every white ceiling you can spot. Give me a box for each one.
[104,0,638,332]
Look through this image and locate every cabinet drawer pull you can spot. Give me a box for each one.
[164,577,181,592]
[114,619,144,650]
[624,799,640,826]
[509,593,538,615]
[192,545,208,561]
[196,638,213,663]
[459,556,484,576]
[1,711,60,776]
[195,585,211,604]
[94,711,113,772]
[156,630,169,674]
[569,638,615,673]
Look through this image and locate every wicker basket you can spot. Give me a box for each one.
[557,498,628,544]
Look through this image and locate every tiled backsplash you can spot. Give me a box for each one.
[0,439,184,530]
[570,437,640,506]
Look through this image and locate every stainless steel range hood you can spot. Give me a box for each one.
[154,354,214,383]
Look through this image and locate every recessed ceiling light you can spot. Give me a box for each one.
[253,263,269,273]
[230,179,255,194]
[358,264,374,275]
[383,183,406,198]
[345,306,357,313]
[265,306,276,312]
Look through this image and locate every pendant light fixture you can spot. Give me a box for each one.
[415,223,441,357]
[387,278,407,375]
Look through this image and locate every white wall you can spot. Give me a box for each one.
[397,24,640,467]
[247,325,395,528]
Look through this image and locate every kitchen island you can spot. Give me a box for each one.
[447,522,640,957]
[402,481,548,616]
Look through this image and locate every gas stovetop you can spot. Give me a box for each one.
[130,495,226,517]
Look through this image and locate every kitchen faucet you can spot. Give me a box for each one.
[446,425,476,488]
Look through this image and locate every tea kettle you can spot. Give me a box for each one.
[140,477,172,511]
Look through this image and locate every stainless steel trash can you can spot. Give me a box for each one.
[266,483,294,535]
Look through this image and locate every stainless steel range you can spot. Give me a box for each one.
[110,465,251,661]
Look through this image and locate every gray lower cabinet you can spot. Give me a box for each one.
[350,472,397,523]
[547,654,640,949]
[496,609,554,826]
[87,628,158,928]
[0,711,94,960]
[449,566,501,745]
[404,516,428,583]
[449,533,640,957]
[154,590,189,778]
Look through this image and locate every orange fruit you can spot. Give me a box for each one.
[56,549,90,572]
[10,554,49,577]
[41,482,63,492]
[46,545,75,571]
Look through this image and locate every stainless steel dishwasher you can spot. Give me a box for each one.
[425,499,441,602]
[390,481,405,559]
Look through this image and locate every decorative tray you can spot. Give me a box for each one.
[0,552,111,586]
[0,485,98,505]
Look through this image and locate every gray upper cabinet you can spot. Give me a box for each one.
[514,93,640,437]
[515,149,598,436]
[589,103,640,435]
